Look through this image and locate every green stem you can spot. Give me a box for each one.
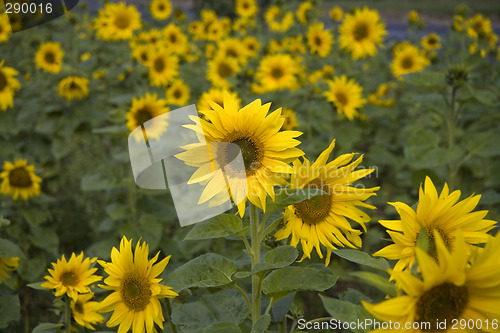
[250,203,261,324]
[264,298,275,315]
[234,283,252,312]
[65,297,71,333]
[447,86,458,188]
[239,235,253,257]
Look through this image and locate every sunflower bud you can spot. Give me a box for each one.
[445,66,469,87]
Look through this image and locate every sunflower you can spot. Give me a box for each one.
[197,88,241,113]
[324,75,366,120]
[166,79,190,106]
[71,292,104,330]
[216,38,248,65]
[150,0,172,20]
[421,33,441,50]
[265,5,294,32]
[309,65,335,84]
[275,140,379,265]
[0,14,12,43]
[296,1,313,25]
[131,44,152,64]
[176,92,304,216]
[391,44,429,79]
[0,257,19,283]
[368,82,396,107]
[466,14,492,39]
[329,6,343,22]
[254,54,300,93]
[207,56,240,89]
[126,93,170,142]
[147,49,179,87]
[57,76,89,101]
[281,108,299,130]
[408,10,419,24]
[364,231,500,333]
[35,42,64,74]
[163,24,188,55]
[283,35,306,54]
[307,23,333,58]
[339,7,387,59]
[41,252,101,301]
[98,237,178,333]
[242,36,261,58]
[132,29,164,48]
[374,177,496,273]
[94,3,142,41]
[0,60,21,111]
[0,159,42,200]
[235,0,258,19]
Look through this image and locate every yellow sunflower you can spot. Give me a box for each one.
[175,92,304,216]
[324,75,366,121]
[197,88,241,113]
[421,33,441,50]
[339,7,387,59]
[0,159,42,200]
[98,237,178,333]
[275,140,379,266]
[265,5,294,32]
[309,65,335,84]
[147,49,179,87]
[41,252,101,301]
[329,6,343,22]
[364,231,500,333]
[207,56,240,89]
[94,3,142,41]
[307,23,333,58]
[296,1,313,25]
[254,54,300,93]
[282,108,299,130]
[242,36,261,58]
[0,257,19,283]
[216,38,248,65]
[71,292,104,330]
[35,42,64,74]
[235,0,258,19]
[0,60,21,111]
[131,44,152,65]
[57,76,89,101]
[163,24,188,55]
[283,35,306,54]
[391,44,429,79]
[126,93,170,142]
[0,14,12,43]
[466,14,493,39]
[166,79,190,106]
[150,0,172,20]
[368,82,396,107]
[374,176,496,273]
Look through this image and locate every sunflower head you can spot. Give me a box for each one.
[35,42,64,74]
[0,257,19,283]
[147,49,179,87]
[57,76,90,101]
[254,54,300,93]
[324,75,366,120]
[94,3,142,41]
[391,44,430,79]
[126,93,170,142]
[307,23,333,58]
[0,61,21,111]
[1,159,42,200]
[71,292,104,330]
[236,0,258,19]
[166,79,190,106]
[150,0,172,20]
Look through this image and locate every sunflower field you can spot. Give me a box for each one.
[1,0,500,332]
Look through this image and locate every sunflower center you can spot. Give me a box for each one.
[8,167,33,188]
[218,62,233,78]
[271,66,284,79]
[293,179,332,225]
[121,273,151,311]
[69,81,82,92]
[169,33,177,43]
[61,271,79,286]
[173,88,182,99]
[140,52,148,62]
[314,35,322,46]
[353,22,369,41]
[114,13,131,29]
[416,282,469,331]
[428,37,437,45]
[135,108,154,125]
[0,71,7,92]
[44,51,56,64]
[74,301,84,314]
[401,56,414,70]
[226,48,238,58]
[154,58,165,72]
[335,92,348,106]
[158,4,165,11]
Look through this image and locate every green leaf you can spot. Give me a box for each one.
[350,272,396,297]
[403,71,444,89]
[465,84,498,106]
[203,323,241,333]
[252,314,271,333]
[262,266,337,297]
[252,246,298,274]
[93,124,128,134]
[31,323,63,333]
[81,173,120,191]
[29,226,59,255]
[163,253,237,292]
[0,294,20,329]
[266,188,326,214]
[0,238,24,258]
[27,282,47,291]
[464,132,500,158]
[332,249,389,271]
[21,208,50,226]
[320,295,373,333]
[463,52,483,70]
[185,214,243,240]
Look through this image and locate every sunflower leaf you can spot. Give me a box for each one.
[0,238,25,258]
[350,271,397,297]
[403,71,445,89]
[251,314,271,333]
[184,214,243,240]
[332,249,390,271]
[266,188,326,214]
[31,323,63,333]
[319,295,373,333]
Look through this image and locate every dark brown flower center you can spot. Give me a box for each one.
[69,81,81,92]
[114,13,131,29]
[401,56,414,70]
[226,48,238,58]
[173,88,182,99]
[169,33,177,43]
[154,58,165,72]
[271,66,284,79]
[9,167,33,188]
[353,22,369,41]
[314,35,322,46]
[218,62,233,78]
[335,92,348,106]
[0,71,7,91]
[121,273,151,311]
[220,135,263,177]
[293,179,332,225]
[44,51,56,64]
[135,107,154,125]
[61,271,79,286]
[416,282,469,331]
[74,301,84,314]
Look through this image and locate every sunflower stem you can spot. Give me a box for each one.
[447,86,458,188]
[250,203,261,324]
[64,296,71,333]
